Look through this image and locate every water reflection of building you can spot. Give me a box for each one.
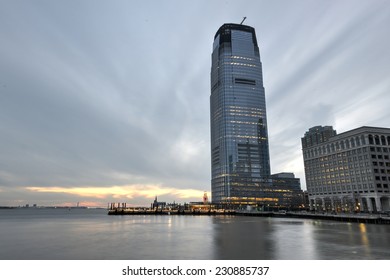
[302,126,390,212]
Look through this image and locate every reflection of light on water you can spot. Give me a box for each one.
[359,223,369,247]
[213,216,235,224]
[272,219,318,259]
[299,221,319,259]
[359,223,366,233]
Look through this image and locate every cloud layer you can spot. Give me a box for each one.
[1,0,390,206]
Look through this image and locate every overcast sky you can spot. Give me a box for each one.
[1,0,390,207]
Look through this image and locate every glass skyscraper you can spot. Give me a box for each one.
[210,23,271,204]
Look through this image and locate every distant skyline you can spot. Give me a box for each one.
[1,0,390,207]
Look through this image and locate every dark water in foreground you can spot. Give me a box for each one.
[0,208,389,260]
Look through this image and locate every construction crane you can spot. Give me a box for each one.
[240,16,247,25]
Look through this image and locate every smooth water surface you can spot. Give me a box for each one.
[0,208,389,259]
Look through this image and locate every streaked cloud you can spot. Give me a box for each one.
[1,0,390,206]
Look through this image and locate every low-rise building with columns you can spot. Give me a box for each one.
[302,126,390,213]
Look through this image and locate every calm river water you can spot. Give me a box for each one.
[0,208,389,260]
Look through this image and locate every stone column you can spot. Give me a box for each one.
[339,196,344,212]
[358,197,364,212]
[331,197,335,211]
[384,197,390,210]
[322,198,326,211]
[366,197,373,213]
[375,197,382,212]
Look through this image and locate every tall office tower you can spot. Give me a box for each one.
[210,23,270,204]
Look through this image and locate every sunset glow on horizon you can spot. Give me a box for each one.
[25,185,207,207]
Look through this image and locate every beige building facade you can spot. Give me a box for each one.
[302,126,390,213]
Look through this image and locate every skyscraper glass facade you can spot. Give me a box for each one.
[210,23,271,204]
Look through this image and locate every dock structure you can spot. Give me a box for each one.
[107,204,390,224]
[107,199,390,224]
[107,208,236,216]
[107,197,235,216]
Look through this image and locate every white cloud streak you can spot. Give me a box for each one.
[1,0,390,206]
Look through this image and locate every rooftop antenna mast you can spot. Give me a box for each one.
[240,16,247,25]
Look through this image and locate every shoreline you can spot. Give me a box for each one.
[107,209,390,224]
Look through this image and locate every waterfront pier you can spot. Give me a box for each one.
[108,202,390,224]
[107,207,236,216]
